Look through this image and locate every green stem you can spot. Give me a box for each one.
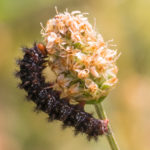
[95,103,120,150]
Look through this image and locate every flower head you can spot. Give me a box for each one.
[41,9,120,103]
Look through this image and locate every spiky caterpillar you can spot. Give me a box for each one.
[16,43,108,140]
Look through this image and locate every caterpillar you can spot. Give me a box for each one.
[15,43,108,140]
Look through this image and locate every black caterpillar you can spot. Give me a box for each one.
[15,43,108,140]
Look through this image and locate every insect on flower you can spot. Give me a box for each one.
[16,43,108,140]
[15,7,121,145]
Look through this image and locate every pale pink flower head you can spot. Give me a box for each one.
[41,9,120,103]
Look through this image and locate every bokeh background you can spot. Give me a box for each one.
[0,0,150,150]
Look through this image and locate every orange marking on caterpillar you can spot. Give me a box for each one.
[37,43,47,55]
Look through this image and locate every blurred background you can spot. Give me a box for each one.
[0,0,150,150]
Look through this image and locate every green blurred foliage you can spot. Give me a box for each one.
[0,0,150,150]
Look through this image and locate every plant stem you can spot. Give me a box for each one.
[94,103,120,150]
